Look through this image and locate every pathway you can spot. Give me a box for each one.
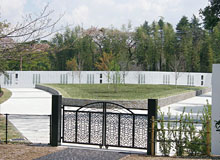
[160,92,212,116]
[0,88,52,143]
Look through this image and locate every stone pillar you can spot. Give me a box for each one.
[212,64,220,155]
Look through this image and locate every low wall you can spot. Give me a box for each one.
[35,84,60,95]
[158,87,211,107]
[36,84,211,109]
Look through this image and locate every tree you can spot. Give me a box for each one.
[211,22,220,63]
[66,57,78,71]
[0,4,62,72]
[169,54,185,87]
[163,23,176,71]
[189,15,203,72]
[50,26,95,71]
[176,16,192,72]
[200,35,213,72]
[200,0,220,30]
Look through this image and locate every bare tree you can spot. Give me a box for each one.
[0,3,63,72]
[169,54,185,88]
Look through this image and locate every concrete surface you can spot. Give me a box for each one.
[0,88,51,144]
[0,88,51,115]
[160,92,212,116]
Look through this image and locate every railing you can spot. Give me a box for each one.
[152,118,211,156]
[0,114,51,144]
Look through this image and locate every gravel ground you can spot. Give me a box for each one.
[0,144,64,160]
[0,144,220,160]
[35,147,129,160]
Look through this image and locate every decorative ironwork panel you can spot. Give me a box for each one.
[90,113,103,144]
[62,102,149,151]
[77,112,89,143]
[134,115,148,148]
[106,113,119,146]
[120,114,133,147]
[63,111,76,142]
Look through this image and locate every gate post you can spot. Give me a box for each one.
[51,95,62,146]
[147,99,158,155]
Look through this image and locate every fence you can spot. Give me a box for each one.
[50,95,158,155]
[0,114,51,144]
[0,71,212,88]
[154,109,211,157]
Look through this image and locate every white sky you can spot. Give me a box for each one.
[0,0,209,30]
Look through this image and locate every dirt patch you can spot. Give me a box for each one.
[120,155,220,160]
[0,144,65,160]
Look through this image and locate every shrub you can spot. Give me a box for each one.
[157,103,211,156]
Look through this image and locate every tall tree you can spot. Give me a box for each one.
[200,0,220,30]
[176,16,193,72]
[211,22,220,63]
[189,15,204,72]
[163,23,176,71]
[200,34,213,72]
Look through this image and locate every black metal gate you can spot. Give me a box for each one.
[61,102,149,150]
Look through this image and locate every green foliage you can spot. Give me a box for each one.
[2,13,220,73]
[200,0,220,30]
[46,84,202,100]
[157,104,211,156]
[66,57,78,71]
[200,35,213,72]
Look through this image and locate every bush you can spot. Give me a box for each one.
[157,103,211,156]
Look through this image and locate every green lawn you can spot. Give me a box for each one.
[46,84,203,100]
[0,88,12,104]
[0,115,27,143]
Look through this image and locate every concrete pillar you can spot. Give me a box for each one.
[212,64,220,155]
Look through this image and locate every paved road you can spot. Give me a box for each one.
[0,88,51,115]
[0,88,51,143]
[160,92,212,116]
[35,147,129,160]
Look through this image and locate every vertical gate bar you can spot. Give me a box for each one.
[147,99,158,155]
[132,114,135,148]
[62,106,65,141]
[103,102,107,147]
[49,115,52,145]
[60,106,62,141]
[89,112,91,144]
[75,112,78,143]
[118,114,121,147]
[5,114,8,144]
[102,103,105,147]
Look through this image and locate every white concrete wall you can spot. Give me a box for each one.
[0,71,212,88]
[212,64,220,155]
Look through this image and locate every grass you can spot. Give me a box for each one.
[45,84,203,100]
[0,88,12,104]
[0,115,27,143]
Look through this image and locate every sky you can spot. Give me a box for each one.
[0,0,209,30]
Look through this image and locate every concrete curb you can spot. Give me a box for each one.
[35,84,60,95]
[158,87,211,107]
[35,84,211,109]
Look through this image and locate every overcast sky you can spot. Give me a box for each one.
[0,0,209,30]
